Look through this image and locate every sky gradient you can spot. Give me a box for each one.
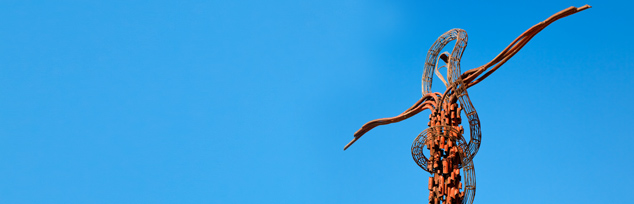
[1,1,633,203]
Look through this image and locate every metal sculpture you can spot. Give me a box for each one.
[344,5,590,204]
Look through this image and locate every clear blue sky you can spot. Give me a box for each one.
[1,1,632,203]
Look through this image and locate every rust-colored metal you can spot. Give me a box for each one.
[344,5,590,204]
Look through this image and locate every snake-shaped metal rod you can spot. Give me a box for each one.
[344,5,590,152]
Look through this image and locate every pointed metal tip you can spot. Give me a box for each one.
[343,137,359,151]
[578,5,591,11]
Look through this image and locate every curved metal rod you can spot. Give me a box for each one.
[435,52,451,87]
[462,5,591,87]
[344,93,439,150]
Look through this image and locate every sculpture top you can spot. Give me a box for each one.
[344,5,591,152]
[344,5,590,204]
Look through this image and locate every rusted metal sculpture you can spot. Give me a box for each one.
[344,5,590,204]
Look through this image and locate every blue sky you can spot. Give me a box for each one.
[1,0,633,203]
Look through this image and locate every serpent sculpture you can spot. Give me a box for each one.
[344,5,590,204]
